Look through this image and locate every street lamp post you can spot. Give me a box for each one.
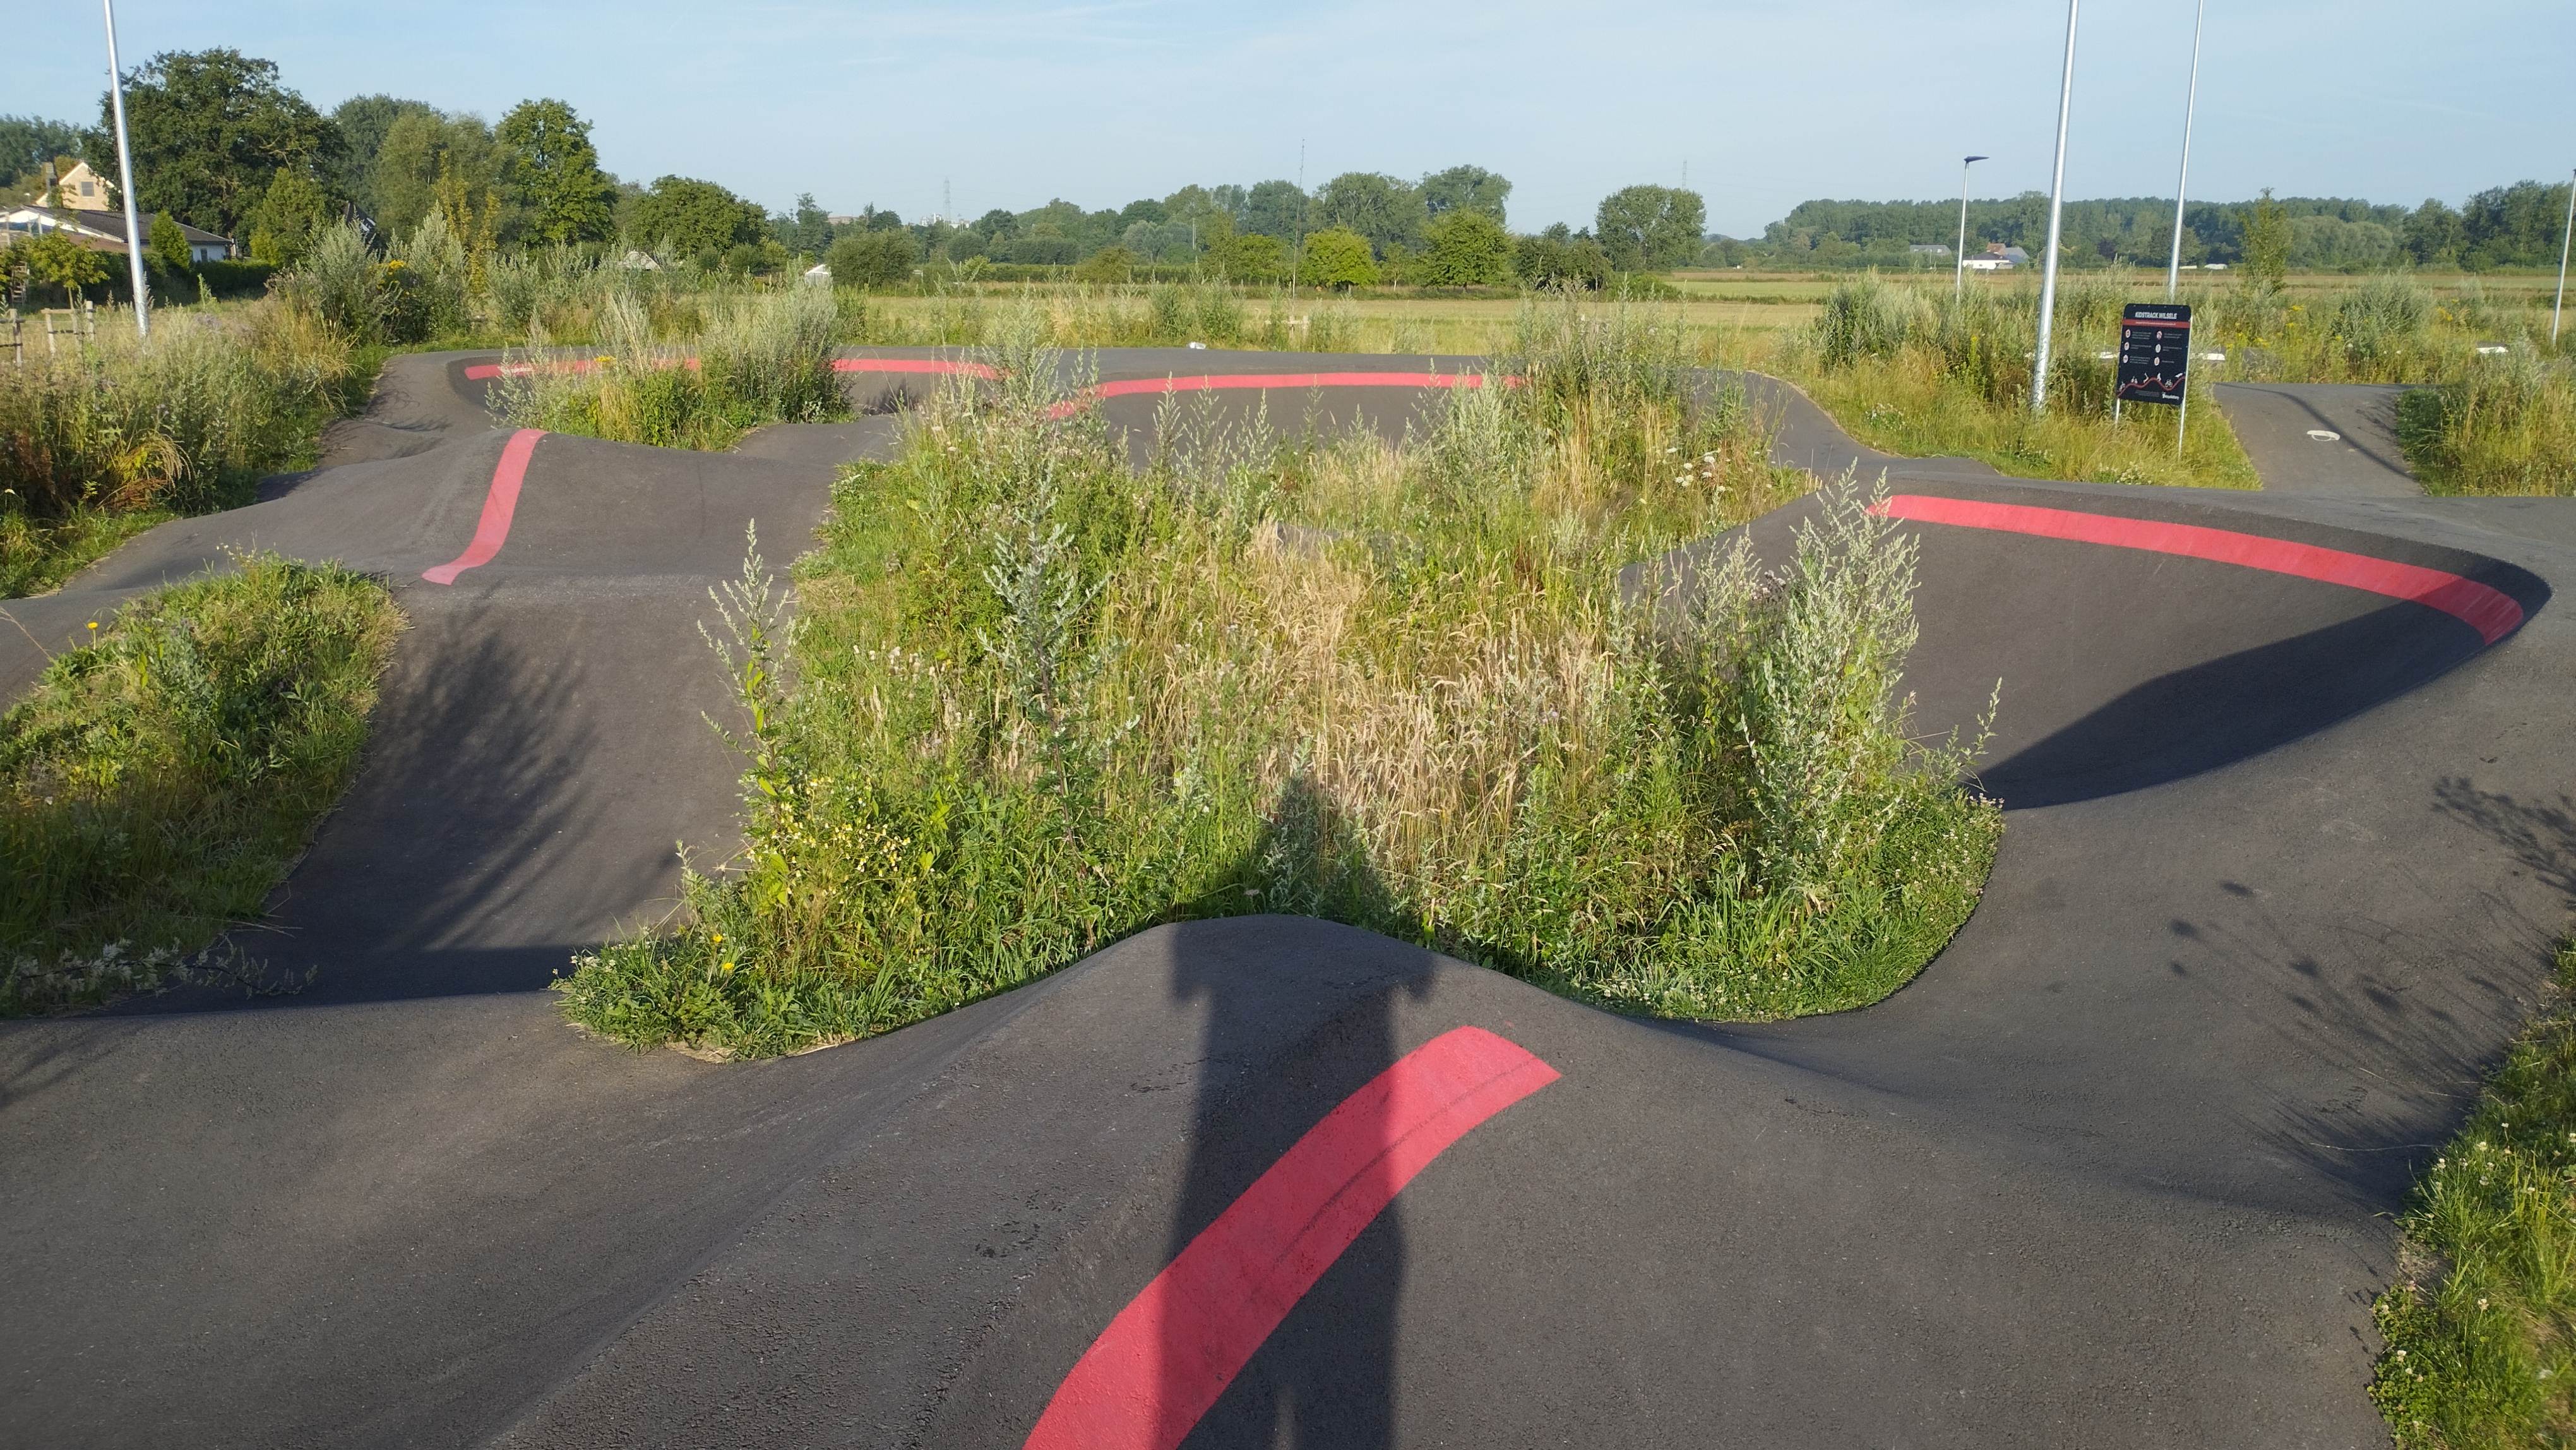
[2554,167,2573,347]
[2030,0,2082,414]
[102,0,149,338]
[1955,155,1989,300]
[2164,0,2207,300]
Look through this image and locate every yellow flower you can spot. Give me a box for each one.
[719,960,737,973]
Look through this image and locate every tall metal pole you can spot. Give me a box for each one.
[2030,0,2081,414]
[102,0,149,337]
[2554,167,2573,347]
[2164,0,2205,300]
[1956,155,1988,300]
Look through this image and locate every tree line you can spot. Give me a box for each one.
[8,49,2564,291]
[1738,183,2575,273]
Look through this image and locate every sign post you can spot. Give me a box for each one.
[2115,302,2193,455]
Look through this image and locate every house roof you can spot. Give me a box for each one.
[4,205,234,248]
[48,207,234,246]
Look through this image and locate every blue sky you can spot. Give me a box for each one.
[20,0,2575,236]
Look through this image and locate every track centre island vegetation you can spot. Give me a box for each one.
[2,555,402,1012]
[553,297,2005,1058]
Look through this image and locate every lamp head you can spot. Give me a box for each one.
[1965,155,1990,165]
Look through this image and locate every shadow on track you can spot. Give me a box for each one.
[1158,781,1424,1447]
[1979,599,2529,808]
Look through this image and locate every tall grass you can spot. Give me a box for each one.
[2373,939,2576,1446]
[1787,271,2257,488]
[2,554,402,1012]
[553,296,2001,1058]
[494,284,847,449]
[2397,349,2576,497]
[1,298,361,596]
[1784,268,2576,494]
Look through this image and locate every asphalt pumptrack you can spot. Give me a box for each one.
[1,348,2570,1449]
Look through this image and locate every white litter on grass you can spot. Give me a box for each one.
[2306,429,2342,442]
[1188,341,1208,349]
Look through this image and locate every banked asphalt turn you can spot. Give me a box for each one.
[1,351,2571,1448]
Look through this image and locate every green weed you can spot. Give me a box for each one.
[2374,940,2576,1447]
[1,554,402,1012]
[494,284,847,449]
[554,298,2001,1058]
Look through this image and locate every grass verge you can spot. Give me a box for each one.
[554,296,2003,1058]
[1,554,403,1012]
[2373,938,2576,1446]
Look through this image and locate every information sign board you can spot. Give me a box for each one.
[2116,303,2193,406]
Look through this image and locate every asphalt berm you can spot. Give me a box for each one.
[3,354,2570,1448]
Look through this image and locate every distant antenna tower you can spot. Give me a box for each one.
[1291,139,1306,295]
[1682,159,1688,189]
[943,179,952,225]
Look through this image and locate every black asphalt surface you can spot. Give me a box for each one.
[3,356,2570,1448]
[2214,382,2423,498]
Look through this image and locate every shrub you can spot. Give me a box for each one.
[826,228,918,288]
[1072,245,1136,285]
[1419,208,1515,287]
[1516,233,1609,290]
[1299,227,1377,288]
[1210,231,1287,285]
[289,222,386,339]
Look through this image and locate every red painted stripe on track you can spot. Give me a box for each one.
[831,357,1002,378]
[1023,1025,1559,1450]
[1043,371,1508,419]
[422,429,544,585]
[470,357,1003,381]
[1875,494,2525,645]
[1094,370,1493,398]
[463,361,603,380]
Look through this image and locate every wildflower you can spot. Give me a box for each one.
[719,959,737,973]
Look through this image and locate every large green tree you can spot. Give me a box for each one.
[1595,184,1705,271]
[1239,178,1308,240]
[1418,207,1515,285]
[16,231,114,300]
[631,176,767,259]
[2239,188,2292,291]
[496,99,613,244]
[1420,164,1510,225]
[370,110,507,239]
[109,49,341,240]
[826,227,917,286]
[2,116,86,193]
[328,93,436,211]
[1299,226,1377,287]
[1314,172,1426,258]
[246,165,337,266]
